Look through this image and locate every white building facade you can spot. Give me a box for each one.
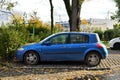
[81,18,114,32]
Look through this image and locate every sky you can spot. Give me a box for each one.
[11,0,117,22]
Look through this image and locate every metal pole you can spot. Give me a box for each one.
[32,23,35,39]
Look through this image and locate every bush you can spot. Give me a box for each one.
[113,29,120,38]
[94,30,103,40]
[104,29,115,41]
[27,26,51,41]
[104,29,120,41]
[0,27,28,61]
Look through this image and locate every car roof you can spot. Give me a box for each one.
[55,32,97,35]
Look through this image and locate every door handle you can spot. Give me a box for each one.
[61,46,66,48]
[80,46,86,48]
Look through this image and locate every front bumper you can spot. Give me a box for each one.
[16,50,25,61]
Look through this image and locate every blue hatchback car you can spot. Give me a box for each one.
[16,32,108,67]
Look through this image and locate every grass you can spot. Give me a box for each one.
[102,41,109,47]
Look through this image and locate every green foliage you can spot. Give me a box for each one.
[94,30,103,40]
[27,26,51,41]
[112,0,120,22]
[0,26,29,61]
[104,29,120,41]
[54,24,65,33]
[113,23,120,29]
[39,31,51,41]
[104,29,115,41]
[102,41,109,47]
[113,29,120,37]
[0,24,51,61]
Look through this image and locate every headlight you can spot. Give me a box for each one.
[18,48,24,51]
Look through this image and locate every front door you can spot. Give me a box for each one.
[41,34,70,61]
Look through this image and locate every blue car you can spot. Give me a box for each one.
[16,32,108,67]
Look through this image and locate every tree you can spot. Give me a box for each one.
[111,0,120,23]
[49,0,54,34]
[28,11,43,28]
[0,0,17,25]
[10,13,23,26]
[0,0,17,15]
[81,19,88,24]
[63,0,84,31]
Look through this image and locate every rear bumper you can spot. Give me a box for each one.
[101,48,108,59]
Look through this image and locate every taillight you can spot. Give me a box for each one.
[97,43,103,48]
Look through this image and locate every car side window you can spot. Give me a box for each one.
[50,34,68,44]
[70,34,89,43]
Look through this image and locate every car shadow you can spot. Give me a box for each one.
[39,61,85,65]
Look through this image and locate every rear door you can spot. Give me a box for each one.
[67,34,89,60]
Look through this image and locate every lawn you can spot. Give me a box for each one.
[102,41,109,47]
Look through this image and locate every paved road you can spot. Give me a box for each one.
[0,49,120,79]
[96,49,120,69]
[5,49,120,69]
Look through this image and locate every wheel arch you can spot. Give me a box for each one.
[23,50,41,61]
[84,50,102,60]
[84,50,102,67]
[114,42,120,46]
[114,42,120,45]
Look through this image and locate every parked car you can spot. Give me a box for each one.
[109,37,120,50]
[16,32,108,67]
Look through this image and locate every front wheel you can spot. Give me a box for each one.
[85,52,101,67]
[24,51,39,65]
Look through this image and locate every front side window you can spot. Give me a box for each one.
[50,34,68,44]
[70,34,89,43]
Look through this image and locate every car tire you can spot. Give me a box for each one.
[85,52,101,67]
[113,43,120,50]
[24,51,39,65]
[110,47,114,50]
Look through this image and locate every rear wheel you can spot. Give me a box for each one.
[24,51,39,65]
[85,52,101,67]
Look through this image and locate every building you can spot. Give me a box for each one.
[89,18,113,31]
[56,18,114,32]
[81,18,114,32]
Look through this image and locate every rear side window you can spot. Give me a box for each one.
[70,34,89,43]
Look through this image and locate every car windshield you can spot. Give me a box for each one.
[39,34,56,44]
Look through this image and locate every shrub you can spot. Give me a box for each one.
[0,27,28,61]
[104,29,120,41]
[94,30,103,40]
[113,29,120,38]
[104,29,115,41]
[27,26,51,41]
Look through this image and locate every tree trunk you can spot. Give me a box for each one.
[71,0,81,31]
[63,0,72,31]
[49,0,54,34]
[63,0,81,32]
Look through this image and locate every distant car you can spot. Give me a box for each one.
[109,37,120,50]
[16,32,108,67]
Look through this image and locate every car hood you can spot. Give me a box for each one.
[22,43,40,48]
